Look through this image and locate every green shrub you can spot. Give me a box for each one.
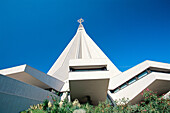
[21,89,170,113]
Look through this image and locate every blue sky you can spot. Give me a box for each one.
[0,0,170,73]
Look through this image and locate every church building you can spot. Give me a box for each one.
[0,19,169,112]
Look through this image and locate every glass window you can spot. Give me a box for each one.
[128,78,136,85]
[120,83,127,89]
[113,88,119,93]
[110,88,120,93]
[137,71,148,79]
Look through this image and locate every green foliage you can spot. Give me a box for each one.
[137,88,170,113]
[112,89,170,113]
[21,89,170,113]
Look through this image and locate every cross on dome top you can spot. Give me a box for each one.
[77,18,84,24]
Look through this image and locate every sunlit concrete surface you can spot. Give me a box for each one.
[0,74,58,113]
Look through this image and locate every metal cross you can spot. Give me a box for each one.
[77,18,84,24]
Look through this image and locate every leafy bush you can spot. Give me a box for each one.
[21,89,170,113]
[112,88,170,113]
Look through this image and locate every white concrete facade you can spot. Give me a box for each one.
[69,59,110,105]
[108,60,170,104]
[0,20,169,112]
[48,23,170,104]
[0,74,58,113]
[0,64,64,91]
[47,24,121,81]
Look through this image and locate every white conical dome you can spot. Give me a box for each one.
[48,22,121,81]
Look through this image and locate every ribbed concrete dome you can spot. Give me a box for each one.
[48,22,121,81]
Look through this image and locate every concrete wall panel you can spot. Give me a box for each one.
[0,74,58,113]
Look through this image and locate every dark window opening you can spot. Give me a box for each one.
[120,83,127,89]
[110,88,119,93]
[70,67,107,72]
